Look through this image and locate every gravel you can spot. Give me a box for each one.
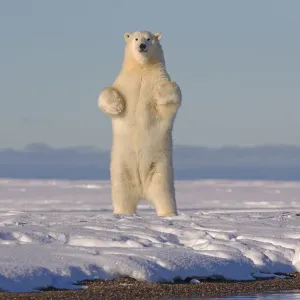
[0,273,299,299]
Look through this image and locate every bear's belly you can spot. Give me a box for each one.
[113,117,171,153]
[113,85,170,153]
[111,114,172,185]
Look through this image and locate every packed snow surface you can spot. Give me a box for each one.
[0,179,300,292]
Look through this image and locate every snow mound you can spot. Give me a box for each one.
[0,179,300,292]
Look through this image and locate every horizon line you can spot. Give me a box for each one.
[1,142,300,152]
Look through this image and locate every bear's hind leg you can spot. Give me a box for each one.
[146,172,178,217]
[111,166,140,215]
[111,184,139,215]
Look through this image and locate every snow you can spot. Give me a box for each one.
[0,179,300,292]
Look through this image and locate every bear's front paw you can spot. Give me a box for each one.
[98,87,125,116]
[155,81,181,106]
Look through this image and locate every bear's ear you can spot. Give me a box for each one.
[124,32,131,41]
[154,32,162,41]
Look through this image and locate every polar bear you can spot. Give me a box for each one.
[98,31,181,217]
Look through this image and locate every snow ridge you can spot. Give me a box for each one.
[0,179,300,292]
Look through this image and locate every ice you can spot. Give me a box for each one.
[0,179,300,292]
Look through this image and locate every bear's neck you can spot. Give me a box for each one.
[122,53,167,75]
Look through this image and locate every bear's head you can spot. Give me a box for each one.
[123,31,164,66]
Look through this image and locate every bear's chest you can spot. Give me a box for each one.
[124,74,155,100]
[116,73,158,120]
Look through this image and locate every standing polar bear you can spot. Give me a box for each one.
[98,31,181,217]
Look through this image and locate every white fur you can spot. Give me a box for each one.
[98,31,181,217]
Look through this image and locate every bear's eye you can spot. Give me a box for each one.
[135,38,138,41]
[147,38,151,41]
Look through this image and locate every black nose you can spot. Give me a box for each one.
[139,43,146,50]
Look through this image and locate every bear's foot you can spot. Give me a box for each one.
[157,211,178,217]
[113,208,137,216]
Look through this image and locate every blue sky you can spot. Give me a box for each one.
[1,0,300,150]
